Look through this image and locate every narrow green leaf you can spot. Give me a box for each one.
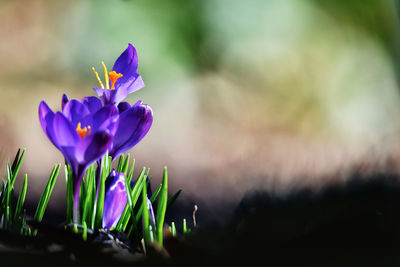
[34,164,60,222]
[10,148,21,175]
[167,189,182,208]
[128,158,135,181]
[94,152,109,229]
[118,167,147,231]
[117,154,124,173]
[121,154,131,176]
[65,164,74,224]
[150,184,162,203]
[82,221,87,241]
[155,166,168,246]
[171,222,176,237]
[14,174,27,223]
[5,205,10,229]
[183,218,188,234]
[10,149,25,189]
[82,164,95,226]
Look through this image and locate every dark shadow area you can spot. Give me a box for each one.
[164,172,400,266]
[3,172,400,266]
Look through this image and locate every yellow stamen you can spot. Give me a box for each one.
[76,122,91,139]
[92,67,104,89]
[101,61,110,89]
[109,71,123,90]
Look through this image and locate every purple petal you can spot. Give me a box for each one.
[147,197,155,225]
[92,87,129,106]
[117,102,131,114]
[82,96,103,114]
[38,101,55,142]
[61,146,80,178]
[61,94,69,110]
[110,104,153,159]
[92,105,119,134]
[52,112,79,147]
[75,131,113,164]
[62,131,112,181]
[125,74,145,94]
[62,99,90,126]
[92,87,109,103]
[102,171,127,229]
[112,43,138,87]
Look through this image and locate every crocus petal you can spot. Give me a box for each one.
[92,105,119,134]
[75,131,113,164]
[110,104,153,159]
[38,101,55,143]
[147,197,156,226]
[117,102,131,114]
[52,112,79,147]
[61,94,69,110]
[117,100,143,114]
[82,96,103,114]
[112,43,138,87]
[92,87,129,106]
[125,74,145,94]
[102,171,127,229]
[62,99,90,127]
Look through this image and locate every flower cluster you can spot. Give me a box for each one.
[38,44,153,228]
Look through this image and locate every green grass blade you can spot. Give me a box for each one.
[34,164,60,222]
[4,166,12,229]
[155,166,168,246]
[10,149,25,189]
[81,164,95,226]
[150,184,162,203]
[171,222,176,237]
[65,164,74,224]
[167,189,182,208]
[94,152,109,229]
[82,221,88,241]
[117,155,124,173]
[128,158,135,181]
[5,205,10,229]
[10,148,21,173]
[121,154,131,176]
[183,218,187,234]
[119,167,147,232]
[14,174,27,223]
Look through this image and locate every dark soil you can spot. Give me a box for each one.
[2,172,400,266]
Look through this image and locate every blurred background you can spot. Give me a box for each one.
[1,0,400,222]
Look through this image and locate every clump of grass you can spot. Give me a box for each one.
[0,148,187,257]
[68,152,183,250]
[0,149,60,235]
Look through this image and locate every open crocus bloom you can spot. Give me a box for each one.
[39,95,119,222]
[93,43,145,105]
[103,170,127,229]
[109,100,153,159]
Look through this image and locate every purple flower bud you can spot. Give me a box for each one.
[102,170,128,229]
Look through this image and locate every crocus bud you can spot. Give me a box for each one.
[102,170,127,229]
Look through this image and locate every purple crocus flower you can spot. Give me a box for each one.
[108,100,153,159]
[103,170,127,229]
[38,95,119,222]
[93,43,145,105]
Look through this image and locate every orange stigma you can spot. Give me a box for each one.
[76,122,91,138]
[109,71,123,90]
